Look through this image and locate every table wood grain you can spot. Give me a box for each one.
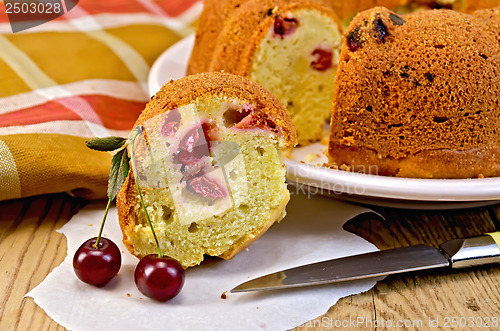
[0,193,499,330]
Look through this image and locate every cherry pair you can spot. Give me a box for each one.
[73,237,184,302]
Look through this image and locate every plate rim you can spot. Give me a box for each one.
[148,34,195,96]
[285,159,500,202]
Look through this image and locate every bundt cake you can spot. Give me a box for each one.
[116,72,297,268]
[188,0,344,145]
[327,7,500,178]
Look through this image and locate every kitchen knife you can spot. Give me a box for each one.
[231,232,500,293]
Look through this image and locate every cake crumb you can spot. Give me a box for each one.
[340,164,351,172]
[323,162,339,170]
[305,153,317,162]
[340,136,354,147]
[320,134,329,145]
[126,293,131,297]
[221,292,227,299]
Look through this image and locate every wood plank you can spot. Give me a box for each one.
[0,194,84,331]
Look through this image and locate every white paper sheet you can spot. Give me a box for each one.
[27,192,380,330]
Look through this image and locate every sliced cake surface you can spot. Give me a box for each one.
[188,0,343,145]
[117,73,297,268]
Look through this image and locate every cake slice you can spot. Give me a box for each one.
[188,0,343,145]
[116,72,297,268]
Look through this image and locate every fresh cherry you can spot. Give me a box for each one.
[73,237,121,287]
[134,254,185,302]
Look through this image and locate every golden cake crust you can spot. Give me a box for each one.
[322,0,407,20]
[327,7,500,178]
[186,0,244,75]
[329,145,500,178]
[321,0,500,20]
[117,175,140,257]
[137,72,297,148]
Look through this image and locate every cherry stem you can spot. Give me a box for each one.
[129,126,163,258]
[93,198,112,249]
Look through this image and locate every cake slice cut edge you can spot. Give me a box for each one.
[116,72,297,268]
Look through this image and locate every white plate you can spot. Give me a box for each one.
[148,36,500,209]
[148,34,195,96]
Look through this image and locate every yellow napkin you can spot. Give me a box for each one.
[0,0,201,201]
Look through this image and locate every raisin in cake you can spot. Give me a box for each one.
[327,7,500,178]
[188,0,343,145]
[116,72,297,268]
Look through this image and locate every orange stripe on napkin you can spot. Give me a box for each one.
[78,0,157,15]
[81,95,145,130]
[0,0,203,24]
[151,0,202,16]
[77,0,201,17]
[0,104,80,127]
[0,3,7,23]
[0,95,145,130]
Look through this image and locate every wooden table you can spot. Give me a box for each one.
[1,193,499,330]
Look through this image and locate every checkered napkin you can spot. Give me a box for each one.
[0,0,202,201]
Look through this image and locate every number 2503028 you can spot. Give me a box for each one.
[5,2,63,15]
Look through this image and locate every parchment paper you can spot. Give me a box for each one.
[27,192,380,330]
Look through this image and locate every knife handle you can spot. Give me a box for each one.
[439,232,500,268]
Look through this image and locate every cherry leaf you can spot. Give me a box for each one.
[108,148,130,200]
[86,136,127,152]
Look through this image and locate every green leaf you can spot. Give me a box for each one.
[86,136,127,152]
[107,148,130,200]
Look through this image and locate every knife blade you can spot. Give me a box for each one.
[231,232,500,293]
